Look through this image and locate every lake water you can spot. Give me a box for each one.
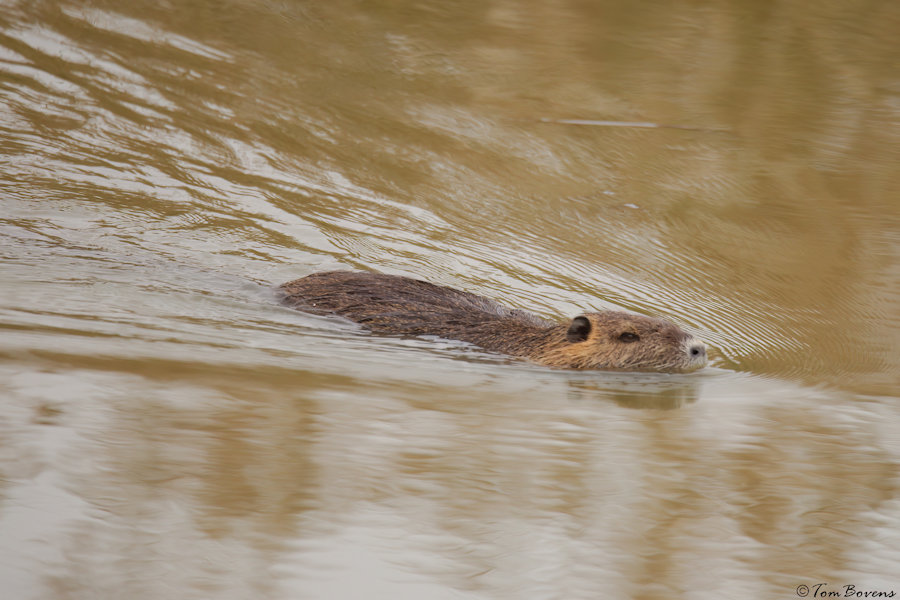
[1,1,898,598]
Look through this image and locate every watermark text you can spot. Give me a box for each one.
[796,583,895,598]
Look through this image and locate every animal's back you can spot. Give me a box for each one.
[279,271,552,338]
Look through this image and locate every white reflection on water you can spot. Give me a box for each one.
[5,359,897,599]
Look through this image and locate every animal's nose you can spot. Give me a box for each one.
[689,342,707,358]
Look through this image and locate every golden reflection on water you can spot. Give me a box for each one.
[1,0,899,598]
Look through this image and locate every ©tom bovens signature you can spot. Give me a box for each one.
[796,583,895,598]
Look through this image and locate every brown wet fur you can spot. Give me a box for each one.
[279,271,707,373]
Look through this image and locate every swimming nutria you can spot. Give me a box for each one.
[280,271,708,373]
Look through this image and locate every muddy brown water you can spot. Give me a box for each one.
[1,1,899,598]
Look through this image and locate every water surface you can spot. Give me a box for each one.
[1,0,898,598]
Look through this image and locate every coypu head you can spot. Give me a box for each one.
[538,311,708,373]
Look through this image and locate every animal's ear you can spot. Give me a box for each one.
[566,316,591,343]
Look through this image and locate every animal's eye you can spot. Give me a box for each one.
[618,332,640,343]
